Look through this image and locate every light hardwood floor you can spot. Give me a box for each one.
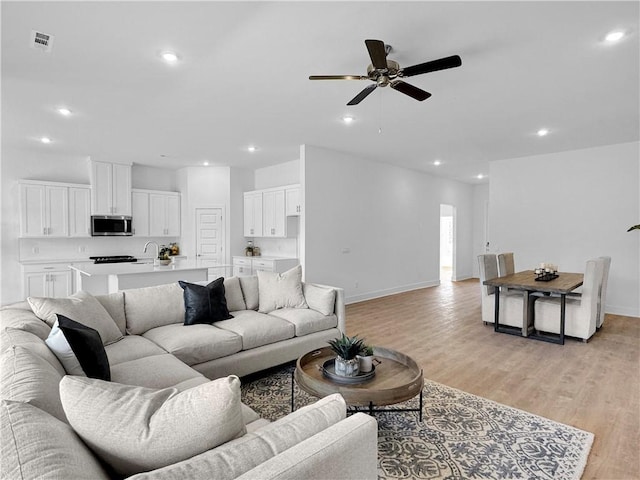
[345,279,639,480]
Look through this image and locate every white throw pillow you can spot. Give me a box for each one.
[28,291,123,345]
[45,319,85,376]
[303,283,336,316]
[257,265,308,313]
[59,375,246,477]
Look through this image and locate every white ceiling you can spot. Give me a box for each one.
[2,1,639,184]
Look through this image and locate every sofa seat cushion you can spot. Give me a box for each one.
[110,353,206,390]
[142,323,242,366]
[215,310,295,350]
[124,283,185,335]
[127,393,346,480]
[0,345,67,422]
[104,334,166,366]
[28,291,123,345]
[268,308,338,337]
[0,400,110,480]
[60,375,246,477]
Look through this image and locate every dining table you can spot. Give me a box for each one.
[483,270,584,345]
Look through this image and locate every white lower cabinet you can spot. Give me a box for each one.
[232,256,298,277]
[23,264,72,299]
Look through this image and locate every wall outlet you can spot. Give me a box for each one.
[78,246,86,253]
[342,247,351,254]
[354,281,359,288]
[32,246,39,254]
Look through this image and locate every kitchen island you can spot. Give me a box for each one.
[70,260,208,295]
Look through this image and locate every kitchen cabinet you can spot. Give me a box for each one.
[68,186,91,237]
[232,256,298,277]
[243,191,263,237]
[262,189,286,237]
[285,185,301,216]
[131,190,150,236]
[132,189,181,237]
[90,161,131,215]
[22,263,72,299]
[20,181,90,238]
[149,192,181,236]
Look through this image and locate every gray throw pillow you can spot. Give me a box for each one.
[59,375,246,477]
[257,265,308,313]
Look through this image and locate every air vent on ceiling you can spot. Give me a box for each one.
[30,30,55,53]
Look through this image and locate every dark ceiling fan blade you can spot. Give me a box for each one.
[390,80,431,101]
[347,84,377,105]
[365,39,388,70]
[309,75,369,80]
[400,55,462,78]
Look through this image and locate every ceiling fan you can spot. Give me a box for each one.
[309,39,462,105]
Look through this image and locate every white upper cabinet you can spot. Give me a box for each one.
[285,186,301,216]
[131,190,150,236]
[90,161,132,215]
[19,181,91,238]
[68,186,91,237]
[243,191,263,237]
[132,189,180,237]
[263,189,286,237]
[149,192,181,237]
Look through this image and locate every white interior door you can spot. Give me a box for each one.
[196,207,224,269]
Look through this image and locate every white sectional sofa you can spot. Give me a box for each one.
[0,273,378,480]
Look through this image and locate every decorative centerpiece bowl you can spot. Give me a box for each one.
[327,334,365,377]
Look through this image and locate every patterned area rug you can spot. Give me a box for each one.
[241,364,593,480]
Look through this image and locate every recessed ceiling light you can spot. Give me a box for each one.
[342,115,354,124]
[605,30,625,43]
[477,174,484,179]
[161,51,179,63]
[537,128,549,137]
[57,107,71,116]
[203,161,209,166]
[433,160,441,166]
[247,146,257,153]
[40,137,52,144]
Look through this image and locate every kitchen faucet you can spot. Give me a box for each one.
[143,241,160,265]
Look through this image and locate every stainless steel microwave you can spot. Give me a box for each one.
[91,215,133,236]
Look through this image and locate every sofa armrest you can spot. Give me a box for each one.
[235,413,378,480]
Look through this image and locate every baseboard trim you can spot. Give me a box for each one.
[345,280,440,305]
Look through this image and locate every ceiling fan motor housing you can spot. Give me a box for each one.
[367,59,400,87]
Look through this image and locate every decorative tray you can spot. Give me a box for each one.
[322,359,376,384]
[535,273,559,282]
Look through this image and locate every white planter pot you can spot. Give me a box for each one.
[358,355,373,373]
[334,356,360,377]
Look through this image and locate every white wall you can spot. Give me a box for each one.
[489,141,640,316]
[302,145,475,303]
[254,160,300,189]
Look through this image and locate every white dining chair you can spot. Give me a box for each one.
[596,256,611,330]
[497,252,515,277]
[532,258,603,342]
[478,254,523,328]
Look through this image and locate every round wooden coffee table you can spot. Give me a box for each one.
[293,346,424,420]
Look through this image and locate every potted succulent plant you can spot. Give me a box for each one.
[358,344,375,373]
[328,334,364,377]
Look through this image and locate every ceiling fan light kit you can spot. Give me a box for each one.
[310,39,462,105]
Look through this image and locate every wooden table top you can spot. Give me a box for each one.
[295,346,423,407]
[483,270,583,294]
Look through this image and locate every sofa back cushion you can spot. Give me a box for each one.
[124,283,184,335]
[239,276,259,310]
[0,400,110,480]
[224,276,247,311]
[95,291,126,335]
[0,306,52,341]
[28,291,123,345]
[60,375,246,477]
[0,345,67,422]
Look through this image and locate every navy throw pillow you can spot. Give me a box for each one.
[57,314,111,381]
[179,278,233,326]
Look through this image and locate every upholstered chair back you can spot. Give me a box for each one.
[497,253,515,278]
[596,256,611,329]
[478,254,498,296]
